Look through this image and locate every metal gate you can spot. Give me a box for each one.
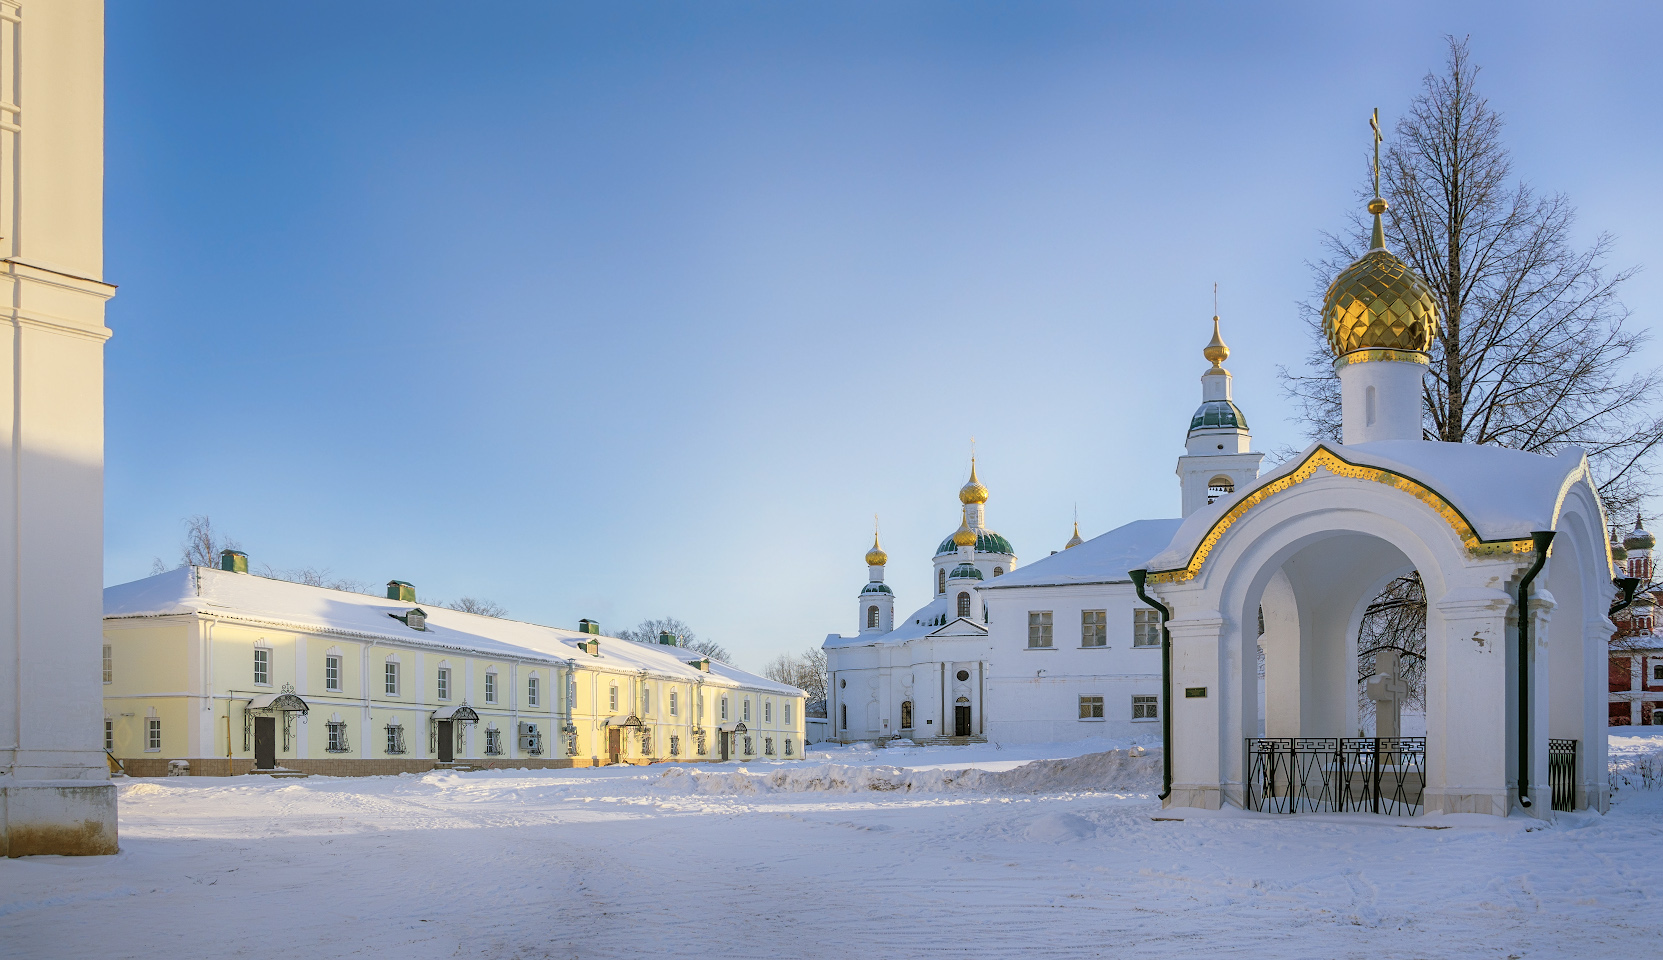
[1247,738,1425,816]
[1548,739,1578,812]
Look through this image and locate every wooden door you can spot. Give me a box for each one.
[954,705,971,737]
[719,732,729,761]
[254,716,276,769]
[437,720,454,762]
[607,727,622,765]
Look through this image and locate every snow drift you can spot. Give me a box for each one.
[655,748,1160,796]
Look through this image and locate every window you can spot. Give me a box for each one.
[528,676,540,707]
[1653,663,1663,681]
[1079,695,1105,719]
[785,701,793,724]
[670,735,681,757]
[1081,610,1107,647]
[326,722,350,753]
[1132,695,1159,720]
[785,738,794,756]
[640,731,653,755]
[608,684,618,712]
[1028,611,1053,648]
[900,700,913,729]
[102,645,112,684]
[1207,476,1235,505]
[437,668,450,701]
[384,661,399,696]
[385,723,406,755]
[764,700,772,723]
[765,737,775,756]
[254,648,270,686]
[486,672,498,704]
[743,736,754,755]
[104,719,113,752]
[326,656,341,692]
[840,703,847,729]
[957,592,971,618]
[1133,609,1161,647]
[485,727,503,755]
[867,605,879,628]
[146,717,161,752]
[642,686,651,715]
[743,699,751,722]
[938,568,946,595]
[722,697,729,721]
[993,567,1003,577]
[670,690,679,717]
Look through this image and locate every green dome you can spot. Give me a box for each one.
[935,530,1015,557]
[861,582,893,595]
[1189,400,1248,432]
[948,563,983,581]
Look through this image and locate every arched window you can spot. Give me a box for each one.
[957,592,971,618]
[938,568,946,595]
[900,700,913,729]
[867,605,879,628]
[993,567,1003,577]
[1207,476,1235,505]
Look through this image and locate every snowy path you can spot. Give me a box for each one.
[3,737,1661,959]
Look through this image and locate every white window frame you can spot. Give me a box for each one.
[1028,611,1054,648]
[1081,610,1107,648]
[785,701,793,724]
[254,647,271,686]
[1078,695,1105,720]
[486,671,499,704]
[743,699,751,722]
[385,723,406,755]
[102,644,112,684]
[1133,609,1161,648]
[436,667,450,701]
[722,697,729,721]
[1132,694,1159,721]
[104,718,113,752]
[145,716,161,752]
[527,675,540,708]
[325,655,341,692]
[669,690,678,717]
[384,660,399,696]
[764,700,771,723]
[608,684,618,712]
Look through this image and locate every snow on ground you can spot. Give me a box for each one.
[3,736,1661,960]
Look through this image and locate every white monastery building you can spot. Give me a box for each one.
[103,557,805,776]
[826,135,1616,821]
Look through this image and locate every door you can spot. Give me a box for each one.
[719,731,729,761]
[954,705,972,737]
[437,720,454,762]
[607,727,622,765]
[254,716,277,769]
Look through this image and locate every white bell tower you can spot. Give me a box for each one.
[857,527,895,634]
[1176,316,1263,517]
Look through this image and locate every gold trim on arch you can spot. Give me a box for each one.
[1147,446,1535,584]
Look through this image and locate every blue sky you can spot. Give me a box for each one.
[104,2,1663,669]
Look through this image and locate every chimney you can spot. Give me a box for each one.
[658,631,677,646]
[578,619,600,636]
[387,581,416,602]
[220,550,247,573]
[690,656,711,672]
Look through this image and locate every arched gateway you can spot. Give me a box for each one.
[1143,152,1614,819]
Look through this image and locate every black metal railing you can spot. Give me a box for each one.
[1548,739,1578,812]
[1247,738,1425,816]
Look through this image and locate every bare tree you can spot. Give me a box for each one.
[444,597,509,618]
[169,515,240,570]
[1356,574,1427,730]
[760,647,828,703]
[616,617,732,664]
[1281,36,1660,514]
[257,564,374,595]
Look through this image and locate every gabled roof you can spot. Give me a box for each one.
[980,518,1183,590]
[927,616,988,638]
[105,566,802,696]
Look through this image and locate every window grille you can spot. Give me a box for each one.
[486,672,498,703]
[1078,695,1104,719]
[785,738,794,757]
[696,734,707,756]
[1081,610,1107,647]
[900,700,913,729]
[385,723,406,755]
[437,668,449,701]
[385,661,399,696]
[670,735,680,757]
[1132,695,1159,720]
[743,736,754,755]
[254,648,270,685]
[326,656,341,692]
[102,645,112,684]
[640,731,653,755]
[764,737,775,756]
[957,592,971,618]
[104,719,113,752]
[1028,611,1053,648]
[146,718,161,751]
[867,605,879,628]
[485,727,503,756]
[938,568,946,594]
[528,676,539,707]
[1133,609,1161,647]
[993,567,1003,577]
[326,722,350,753]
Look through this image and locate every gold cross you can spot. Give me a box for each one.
[1370,107,1382,197]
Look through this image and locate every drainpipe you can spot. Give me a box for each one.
[1130,570,1172,802]
[1609,577,1642,618]
[1515,530,1556,810]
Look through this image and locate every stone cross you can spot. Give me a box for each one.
[1366,649,1410,739]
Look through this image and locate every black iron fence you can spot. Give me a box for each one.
[1246,737,1425,816]
[1548,739,1577,812]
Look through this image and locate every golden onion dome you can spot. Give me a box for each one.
[1203,316,1229,367]
[864,531,888,567]
[1065,521,1084,550]
[959,459,989,505]
[952,515,978,548]
[1322,197,1439,359]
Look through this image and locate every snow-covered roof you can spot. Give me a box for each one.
[823,593,953,650]
[979,519,1184,590]
[105,566,802,696]
[1146,440,1592,573]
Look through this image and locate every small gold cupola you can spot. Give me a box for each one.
[864,527,888,567]
[1065,521,1084,550]
[1203,315,1229,368]
[952,512,978,548]
[959,458,989,505]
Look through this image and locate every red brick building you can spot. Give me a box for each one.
[1610,519,1663,725]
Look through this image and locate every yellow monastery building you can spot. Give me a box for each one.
[103,552,805,776]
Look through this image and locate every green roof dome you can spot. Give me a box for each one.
[1626,518,1654,551]
[948,563,983,581]
[1189,400,1248,432]
[861,582,893,595]
[935,530,1015,557]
